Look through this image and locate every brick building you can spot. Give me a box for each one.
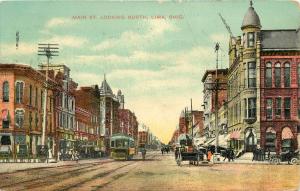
[40,64,78,156]
[118,109,138,143]
[260,30,300,153]
[75,86,101,158]
[0,64,57,159]
[138,131,148,147]
[201,69,228,138]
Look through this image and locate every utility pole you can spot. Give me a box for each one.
[214,43,219,155]
[38,43,59,153]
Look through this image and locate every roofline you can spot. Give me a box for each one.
[201,69,228,82]
[262,48,300,51]
[261,29,297,32]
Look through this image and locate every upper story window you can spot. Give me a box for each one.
[35,87,38,107]
[15,82,24,104]
[248,98,256,118]
[29,111,33,130]
[265,63,272,88]
[284,63,290,87]
[275,63,281,88]
[247,32,254,48]
[298,64,300,87]
[248,62,256,88]
[15,110,24,128]
[3,81,9,102]
[275,97,282,119]
[2,109,10,129]
[284,97,291,119]
[266,98,273,120]
[29,85,32,106]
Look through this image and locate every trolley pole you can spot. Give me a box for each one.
[38,43,59,152]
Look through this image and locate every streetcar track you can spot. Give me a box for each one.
[0,160,114,189]
[58,162,136,191]
[1,154,158,191]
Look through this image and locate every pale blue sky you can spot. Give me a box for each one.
[0,0,299,143]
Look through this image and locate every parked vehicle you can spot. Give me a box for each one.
[110,133,136,160]
[270,150,299,165]
[175,134,204,166]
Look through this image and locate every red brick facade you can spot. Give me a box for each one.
[260,54,300,153]
[118,109,138,143]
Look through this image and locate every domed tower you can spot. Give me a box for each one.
[241,0,261,89]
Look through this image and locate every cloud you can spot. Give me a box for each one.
[45,17,74,28]
[45,35,88,48]
[92,19,178,51]
[0,42,36,57]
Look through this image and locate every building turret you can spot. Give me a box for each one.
[117,89,125,109]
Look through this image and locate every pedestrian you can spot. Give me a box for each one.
[229,148,235,162]
[141,148,146,160]
[267,148,270,160]
[161,147,164,155]
[252,148,256,161]
[207,150,212,162]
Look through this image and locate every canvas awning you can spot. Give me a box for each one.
[230,130,241,140]
[282,127,293,140]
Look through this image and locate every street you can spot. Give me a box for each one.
[0,151,299,191]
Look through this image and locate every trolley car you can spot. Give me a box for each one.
[110,134,136,160]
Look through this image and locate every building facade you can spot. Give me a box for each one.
[0,64,57,159]
[75,86,101,158]
[99,77,120,154]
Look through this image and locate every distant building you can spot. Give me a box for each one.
[99,76,120,154]
[201,69,228,138]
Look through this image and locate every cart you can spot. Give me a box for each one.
[175,134,205,166]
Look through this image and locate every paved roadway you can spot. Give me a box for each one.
[0,151,299,191]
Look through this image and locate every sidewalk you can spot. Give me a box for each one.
[0,158,112,174]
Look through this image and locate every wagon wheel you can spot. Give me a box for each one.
[290,157,298,165]
[271,158,280,165]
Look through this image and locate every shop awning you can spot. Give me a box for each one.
[230,130,241,140]
[1,109,9,121]
[282,127,293,140]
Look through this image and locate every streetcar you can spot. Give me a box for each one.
[110,133,136,160]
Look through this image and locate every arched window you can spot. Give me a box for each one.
[3,81,9,102]
[15,82,24,103]
[275,63,281,87]
[284,63,290,87]
[265,63,272,87]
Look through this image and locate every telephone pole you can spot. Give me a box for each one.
[38,43,59,151]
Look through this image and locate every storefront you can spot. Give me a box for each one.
[244,127,257,152]
[265,127,276,152]
[281,127,294,152]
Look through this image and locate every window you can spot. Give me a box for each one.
[284,97,291,119]
[265,63,272,87]
[35,112,39,129]
[247,32,254,47]
[248,98,256,118]
[243,63,247,88]
[35,87,38,107]
[41,90,44,109]
[275,63,281,87]
[2,109,10,129]
[248,62,256,88]
[15,110,24,128]
[284,63,290,87]
[3,81,9,102]
[266,99,273,120]
[29,111,32,130]
[298,99,300,119]
[15,82,24,103]
[29,85,32,106]
[275,98,282,119]
[298,64,300,86]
